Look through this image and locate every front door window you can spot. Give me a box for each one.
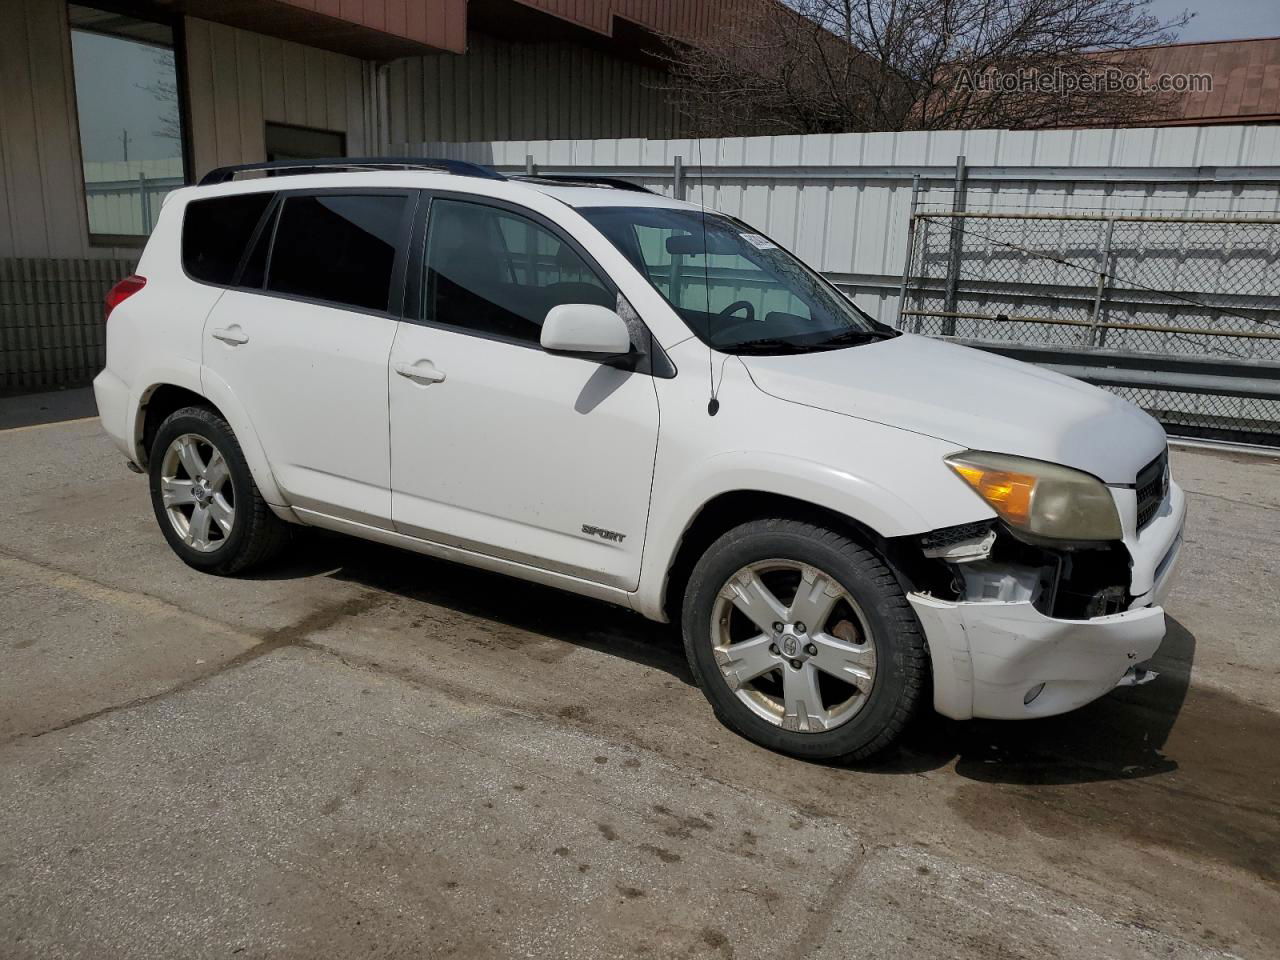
[422,198,614,343]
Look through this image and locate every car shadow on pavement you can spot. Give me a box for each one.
[255,530,696,685]
[252,532,1199,785]
[869,617,1197,785]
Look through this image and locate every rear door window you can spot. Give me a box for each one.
[266,193,410,313]
[182,193,274,285]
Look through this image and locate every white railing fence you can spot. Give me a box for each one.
[401,125,1280,325]
[400,126,1280,444]
[82,159,184,236]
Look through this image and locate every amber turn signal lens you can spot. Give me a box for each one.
[948,463,1036,527]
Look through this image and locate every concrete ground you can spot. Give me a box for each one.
[1,388,1278,959]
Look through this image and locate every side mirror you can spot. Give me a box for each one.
[540,304,632,357]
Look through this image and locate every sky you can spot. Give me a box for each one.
[1146,0,1280,42]
[70,30,182,166]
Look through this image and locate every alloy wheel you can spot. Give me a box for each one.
[709,559,877,732]
[158,433,235,553]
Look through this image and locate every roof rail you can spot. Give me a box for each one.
[515,174,654,194]
[198,157,506,186]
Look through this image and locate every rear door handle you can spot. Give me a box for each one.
[394,359,446,384]
[211,325,249,345]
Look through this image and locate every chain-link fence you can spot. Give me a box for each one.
[900,210,1280,446]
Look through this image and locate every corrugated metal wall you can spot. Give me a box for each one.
[0,257,137,393]
[387,31,684,143]
[184,17,372,179]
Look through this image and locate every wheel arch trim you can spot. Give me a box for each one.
[130,365,287,508]
[129,363,200,461]
[633,452,934,622]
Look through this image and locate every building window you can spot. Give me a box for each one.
[68,4,187,240]
[265,123,346,162]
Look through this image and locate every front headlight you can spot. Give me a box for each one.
[944,451,1122,541]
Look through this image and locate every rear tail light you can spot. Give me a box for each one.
[105,274,147,322]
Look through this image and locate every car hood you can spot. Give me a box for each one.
[740,334,1166,484]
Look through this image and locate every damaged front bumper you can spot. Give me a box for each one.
[910,594,1167,719]
[909,481,1186,721]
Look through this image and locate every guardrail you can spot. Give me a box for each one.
[949,340,1280,446]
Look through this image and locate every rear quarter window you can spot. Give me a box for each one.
[182,193,274,285]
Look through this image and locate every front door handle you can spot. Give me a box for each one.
[394,359,446,384]
[211,325,249,346]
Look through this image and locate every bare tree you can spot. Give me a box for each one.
[137,50,182,144]
[662,1,1192,134]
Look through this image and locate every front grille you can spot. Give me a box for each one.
[1135,449,1169,530]
[920,520,995,551]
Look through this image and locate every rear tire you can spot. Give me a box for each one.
[148,405,290,575]
[682,518,926,762]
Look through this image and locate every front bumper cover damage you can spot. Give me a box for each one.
[899,481,1186,721]
[909,594,1167,719]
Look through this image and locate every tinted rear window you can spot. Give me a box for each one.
[266,194,407,312]
[182,193,273,285]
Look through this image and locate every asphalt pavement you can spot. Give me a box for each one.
[2,389,1278,959]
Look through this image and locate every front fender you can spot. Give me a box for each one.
[689,448,933,535]
[633,449,974,622]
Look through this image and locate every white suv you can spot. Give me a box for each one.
[94,158,1186,761]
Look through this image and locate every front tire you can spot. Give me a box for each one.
[682,518,926,762]
[148,405,289,575]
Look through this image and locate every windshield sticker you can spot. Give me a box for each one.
[740,233,777,250]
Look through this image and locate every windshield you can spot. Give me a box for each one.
[579,206,894,354]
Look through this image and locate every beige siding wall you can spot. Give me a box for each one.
[0,4,373,390]
[183,18,372,180]
[387,32,683,143]
[0,0,96,259]
[0,7,674,260]
[0,4,373,260]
